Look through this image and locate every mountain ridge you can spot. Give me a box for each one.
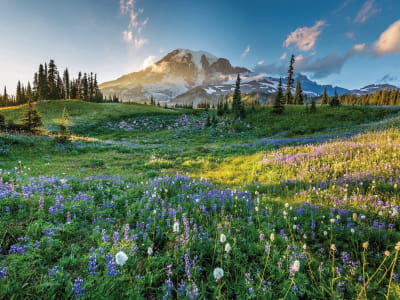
[100,48,399,105]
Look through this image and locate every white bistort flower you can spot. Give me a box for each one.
[173,221,180,233]
[224,243,232,253]
[147,247,153,255]
[220,233,227,243]
[115,251,128,266]
[213,267,224,280]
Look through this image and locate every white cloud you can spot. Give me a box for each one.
[255,45,364,79]
[122,30,133,42]
[120,0,149,48]
[142,55,156,69]
[354,0,380,23]
[284,20,326,51]
[257,60,264,65]
[353,43,366,51]
[242,45,251,57]
[374,20,400,56]
[134,38,148,48]
[280,52,287,60]
[120,0,135,14]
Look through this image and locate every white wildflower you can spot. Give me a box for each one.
[220,233,227,243]
[213,267,224,280]
[173,222,180,233]
[115,251,128,266]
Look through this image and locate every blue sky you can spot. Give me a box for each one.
[1,0,400,92]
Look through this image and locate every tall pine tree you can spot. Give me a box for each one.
[320,87,328,105]
[294,80,304,105]
[272,78,284,114]
[329,89,340,106]
[21,99,43,132]
[284,54,295,105]
[232,73,245,119]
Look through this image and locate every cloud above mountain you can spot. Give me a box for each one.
[374,20,400,56]
[120,0,149,48]
[255,44,366,78]
[242,45,251,57]
[354,0,380,23]
[284,20,326,51]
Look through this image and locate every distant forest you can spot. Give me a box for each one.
[338,89,400,106]
[0,60,118,108]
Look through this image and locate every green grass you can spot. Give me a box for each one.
[1,100,400,299]
[0,100,180,132]
[1,101,399,182]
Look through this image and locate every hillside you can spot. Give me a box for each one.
[1,102,400,299]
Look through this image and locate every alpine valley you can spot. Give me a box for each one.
[100,49,399,106]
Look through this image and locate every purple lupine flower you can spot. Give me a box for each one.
[124,224,130,240]
[38,197,44,210]
[338,282,345,292]
[88,254,97,275]
[166,264,173,276]
[72,277,85,299]
[0,267,7,279]
[48,267,57,276]
[101,229,109,242]
[162,278,174,300]
[8,243,27,255]
[113,231,120,246]
[178,282,186,297]
[105,254,120,277]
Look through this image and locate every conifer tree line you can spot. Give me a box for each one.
[0,59,106,107]
[338,88,400,106]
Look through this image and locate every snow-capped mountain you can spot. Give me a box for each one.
[100,49,249,102]
[100,48,399,106]
[350,84,399,96]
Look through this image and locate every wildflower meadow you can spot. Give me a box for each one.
[0,102,399,299]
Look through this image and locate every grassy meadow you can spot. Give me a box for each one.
[0,100,400,299]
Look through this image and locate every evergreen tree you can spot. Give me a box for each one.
[294,80,304,105]
[272,78,284,114]
[63,68,70,99]
[217,99,224,116]
[81,73,89,101]
[320,87,328,105]
[329,89,340,107]
[0,113,5,130]
[56,107,71,143]
[3,86,8,106]
[38,64,48,100]
[310,99,317,113]
[33,72,39,100]
[21,99,43,132]
[232,73,245,119]
[26,82,33,103]
[16,81,22,104]
[284,54,295,104]
[47,59,58,99]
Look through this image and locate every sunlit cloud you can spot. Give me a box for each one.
[284,20,326,52]
[374,20,400,56]
[122,30,133,42]
[255,43,365,78]
[142,55,156,69]
[120,0,149,48]
[354,0,380,23]
[280,53,287,60]
[353,44,366,51]
[242,45,251,57]
[257,60,264,65]
[134,38,148,49]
